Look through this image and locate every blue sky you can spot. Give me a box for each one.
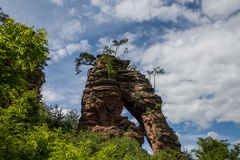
[1,0,240,153]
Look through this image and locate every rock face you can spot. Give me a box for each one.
[78,55,181,153]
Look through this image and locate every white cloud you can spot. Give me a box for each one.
[178,131,221,151]
[70,95,81,105]
[177,133,201,151]
[202,0,240,20]
[233,139,240,144]
[60,19,85,41]
[68,7,77,16]
[97,37,113,52]
[115,0,199,22]
[207,131,220,139]
[50,107,72,115]
[97,32,138,58]
[51,40,91,61]
[51,0,64,6]
[137,14,240,128]
[42,86,65,102]
[90,0,201,23]
[176,0,194,4]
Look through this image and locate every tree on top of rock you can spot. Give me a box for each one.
[102,38,128,57]
[75,38,129,75]
[75,52,96,74]
[147,67,165,92]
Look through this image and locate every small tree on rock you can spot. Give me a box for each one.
[75,52,96,74]
[102,38,128,57]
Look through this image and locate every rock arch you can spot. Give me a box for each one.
[78,55,181,153]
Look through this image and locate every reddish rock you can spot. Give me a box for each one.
[78,54,181,153]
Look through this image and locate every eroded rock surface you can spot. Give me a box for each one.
[78,55,181,152]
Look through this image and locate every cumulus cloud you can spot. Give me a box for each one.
[202,0,240,20]
[115,0,199,22]
[233,139,240,144]
[178,133,202,151]
[207,131,220,139]
[51,0,64,6]
[97,37,113,52]
[90,0,201,23]
[70,95,81,105]
[136,14,240,128]
[178,131,224,151]
[42,86,65,102]
[50,40,91,61]
[60,19,85,41]
[68,7,77,16]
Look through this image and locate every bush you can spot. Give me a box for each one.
[46,105,80,132]
[192,137,240,160]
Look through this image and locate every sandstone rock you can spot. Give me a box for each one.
[78,54,181,153]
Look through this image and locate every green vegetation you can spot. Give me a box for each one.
[46,105,80,132]
[1,10,239,160]
[0,8,9,23]
[155,103,162,110]
[101,54,120,79]
[75,52,96,74]
[75,38,129,78]
[0,94,146,160]
[111,38,128,57]
[0,16,48,108]
[102,38,128,57]
[151,149,189,160]
[193,137,240,160]
[145,103,162,114]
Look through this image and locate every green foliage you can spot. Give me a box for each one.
[151,149,188,160]
[4,12,240,160]
[75,38,129,77]
[102,38,128,57]
[102,54,118,79]
[46,105,80,132]
[145,103,162,114]
[0,18,48,108]
[105,61,118,79]
[0,90,186,160]
[112,38,128,56]
[75,52,96,74]
[0,91,48,159]
[155,103,162,110]
[183,149,195,160]
[92,137,149,160]
[0,8,9,23]
[192,137,240,160]
[103,45,115,55]
[0,90,147,159]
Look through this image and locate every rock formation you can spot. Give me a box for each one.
[78,54,181,153]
